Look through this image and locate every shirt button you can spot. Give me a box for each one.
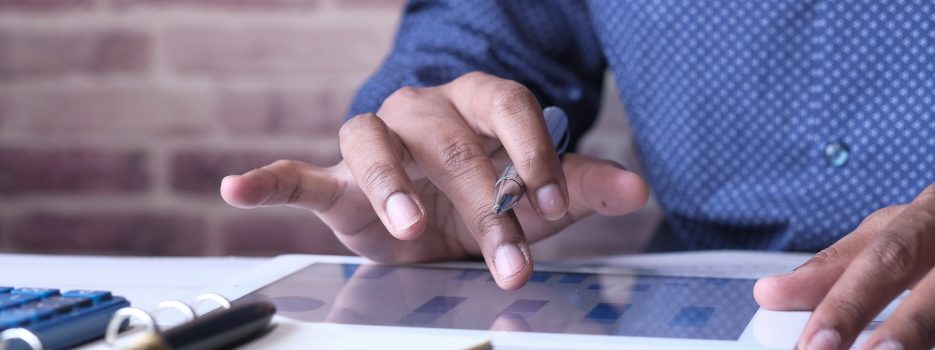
[823,140,850,167]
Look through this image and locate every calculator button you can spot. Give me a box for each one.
[35,296,91,315]
[11,288,60,298]
[2,287,131,348]
[62,290,112,303]
[1,307,54,325]
[0,295,41,310]
[0,312,32,330]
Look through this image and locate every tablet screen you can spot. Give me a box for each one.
[242,263,759,340]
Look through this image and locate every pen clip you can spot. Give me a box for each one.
[543,106,570,155]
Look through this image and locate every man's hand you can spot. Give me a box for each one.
[219,72,650,290]
[755,183,935,350]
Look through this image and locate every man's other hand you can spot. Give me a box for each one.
[755,183,935,350]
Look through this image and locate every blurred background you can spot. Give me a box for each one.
[0,0,659,258]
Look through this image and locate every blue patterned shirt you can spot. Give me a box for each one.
[348,1,935,252]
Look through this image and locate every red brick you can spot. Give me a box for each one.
[0,93,10,128]
[162,25,390,79]
[220,212,351,256]
[5,85,210,136]
[171,149,340,195]
[219,87,351,136]
[115,0,319,10]
[0,28,150,80]
[0,0,94,11]
[9,212,206,255]
[0,149,148,195]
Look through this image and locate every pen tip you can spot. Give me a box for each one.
[492,205,502,214]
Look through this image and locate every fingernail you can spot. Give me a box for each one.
[536,184,566,219]
[494,244,527,279]
[806,329,840,350]
[386,192,421,231]
[872,339,903,350]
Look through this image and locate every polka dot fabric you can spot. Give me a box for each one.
[349,1,935,252]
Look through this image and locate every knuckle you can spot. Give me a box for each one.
[900,312,935,345]
[383,86,422,110]
[862,206,900,227]
[872,233,919,280]
[915,183,935,206]
[269,159,300,170]
[459,71,488,81]
[439,138,487,178]
[318,174,343,213]
[470,205,501,240]
[925,182,935,196]
[266,160,303,204]
[339,113,383,141]
[360,159,398,190]
[810,246,843,265]
[520,149,556,174]
[453,71,493,87]
[828,297,870,329]
[489,81,536,118]
[285,182,303,204]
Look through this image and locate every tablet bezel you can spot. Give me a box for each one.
[193,254,809,350]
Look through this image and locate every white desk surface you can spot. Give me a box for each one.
[11,251,904,350]
[0,254,266,313]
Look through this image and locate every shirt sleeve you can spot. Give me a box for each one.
[346,0,607,150]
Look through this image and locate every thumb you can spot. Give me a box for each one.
[562,153,650,220]
[754,205,907,310]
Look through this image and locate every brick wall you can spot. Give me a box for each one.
[0,0,659,258]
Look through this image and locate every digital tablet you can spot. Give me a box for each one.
[199,255,810,349]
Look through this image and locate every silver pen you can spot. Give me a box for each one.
[492,106,570,215]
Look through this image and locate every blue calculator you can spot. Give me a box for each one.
[0,287,130,350]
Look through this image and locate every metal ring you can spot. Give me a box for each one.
[191,293,231,316]
[494,177,525,192]
[153,300,196,325]
[0,328,44,350]
[105,307,158,346]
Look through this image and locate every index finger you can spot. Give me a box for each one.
[220,160,341,212]
[798,185,935,350]
[443,72,569,220]
[377,88,532,290]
